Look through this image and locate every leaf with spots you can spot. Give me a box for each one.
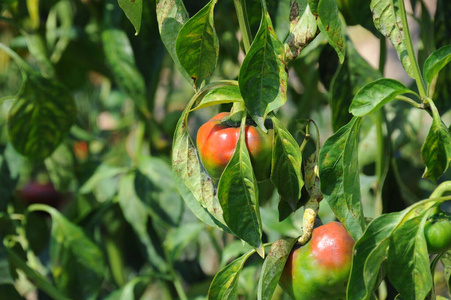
[208,249,255,300]
[316,0,345,63]
[371,0,415,78]
[421,101,451,183]
[156,0,191,83]
[175,0,219,90]
[239,11,288,132]
[217,117,263,252]
[7,73,76,161]
[257,238,297,300]
[270,116,303,213]
[319,117,365,240]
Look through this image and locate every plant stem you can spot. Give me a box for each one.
[395,95,422,108]
[378,37,386,74]
[234,0,252,53]
[397,0,427,98]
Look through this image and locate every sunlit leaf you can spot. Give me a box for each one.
[156,0,191,82]
[319,117,365,240]
[317,0,345,63]
[239,11,287,131]
[423,45,451,88]
[176,0,219,90]
[284,0,317,61]
[217,119,262,250]
[257,238,297,300]
[347,212,403,300]
[349,78,417,117]
[388,215,432,300]
[192,82,242,111]
[208,251,253,299]
[371,0,415,78]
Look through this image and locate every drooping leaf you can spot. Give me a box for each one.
[155,0,191,83]
[102,3,148,115]
[283,0,318,61]
[347,211,403,300]
[239,11,288,131]
[388,215,432,300]
[30,205,105,300]
[0,154,19,210]
[217,119,262,251]
[371,0,415,78]
[118,0,143,34]
[172,95,231,232]
[270,116,303,211]
[257,238,297,300]
[423,45,451,88]
[7,73,76,161]
[421,102,451,183]
[316,0,345,63]
[175,0,219,90]
[208,251,254,300]
[329,36,381,131]
[349,78,417,117]
[319,117,365,240]
[118,172,168,273]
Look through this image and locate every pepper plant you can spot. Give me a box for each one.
[0,0,451,299]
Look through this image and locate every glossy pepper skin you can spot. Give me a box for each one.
[279,222,355,300]
[424,218,451,254]
[196,112,274,182]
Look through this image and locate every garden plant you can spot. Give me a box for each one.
[0,0,451,299]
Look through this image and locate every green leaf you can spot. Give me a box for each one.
[217,119,262,250]
[388,215,432,300]
[104,277,148,300]
[316,0,345,63]
[283,0,318,61]
[102,4,148,115]
[330,36,381,131]
[136,156,184,227]
[257,238,297,300]
[239,12,288,131]
[0,243,13,285]
[319,117,365,240]
[423,45,451,88]
[349,78,417,117]
[347,211,404,300]
[0,154,19,211]
[208,251,253,300]
[270,116,303,211]
[30,205,105,300]
[45,144,74,192]
[118,172,168,273]
[164,223,204,262]
[175,0,219,90]
[7,73,76,161]
[192,82,242,111]
[371,0,415,78]
[307,0,319,15]
[172,95,231,232]
[421,103,451,183]
[442,251,451,293]
[118,0,142,34]
[156,0,191,83]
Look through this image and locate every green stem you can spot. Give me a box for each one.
[430,181,451,198]
[234,0,252,53]
[397,0,427,98]
[5,242,69,300]
[379,37,387,74]
[0,43,33,77]
[395,95,423,108]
